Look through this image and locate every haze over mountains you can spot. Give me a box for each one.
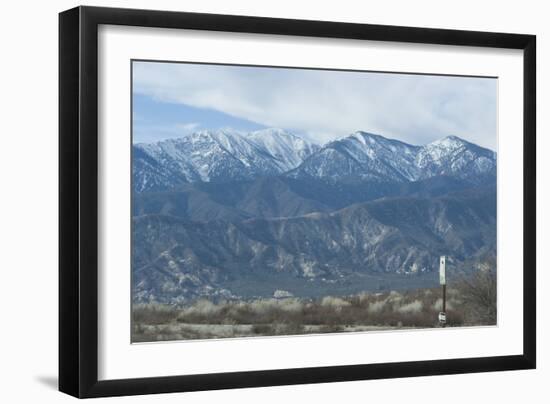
[132,129,497,304]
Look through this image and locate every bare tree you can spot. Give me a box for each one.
[456,257,497,325]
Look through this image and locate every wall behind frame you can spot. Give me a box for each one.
[0,0,545,403]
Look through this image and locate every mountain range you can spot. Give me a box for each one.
[133,129,496,192]
[132,129,497,304]
[133,128,320,192]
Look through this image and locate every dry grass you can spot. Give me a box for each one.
[131,280,497,342]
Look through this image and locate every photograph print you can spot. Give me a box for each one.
[131,60,497,343]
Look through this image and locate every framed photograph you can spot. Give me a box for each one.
[59,6,536,398]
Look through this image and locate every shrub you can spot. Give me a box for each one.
[397,300,423,314]
[367,300,386,314]
[456,268,497,325]
[132,303,177,325]
[321,296,351,309]
[252,324,273,335]
[432,298,455,311]
[132,284,477,342]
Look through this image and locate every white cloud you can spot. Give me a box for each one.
[133,62,497,149]
[133,121,201,143]
[175,122,201,132]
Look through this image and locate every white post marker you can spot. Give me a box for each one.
[439,256,447,326]
[439,256,446,285]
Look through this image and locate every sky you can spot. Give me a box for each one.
[132,60,497,150]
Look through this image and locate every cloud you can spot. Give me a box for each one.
[175,122,201,132]
[133,61,497,149]
[133,121,201,143]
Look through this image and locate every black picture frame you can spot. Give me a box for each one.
[59,5,536,398]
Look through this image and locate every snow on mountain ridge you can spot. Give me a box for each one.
[415,135,496,180]
[290,131,423,182]
[246,128,320,170]
[290,131,495,183]
[133,128,319,189]
[133,129,496,192]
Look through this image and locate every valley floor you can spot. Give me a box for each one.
[132,282,496,342]
[132,323,404,342]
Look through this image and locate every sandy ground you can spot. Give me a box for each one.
[132,322,407,342]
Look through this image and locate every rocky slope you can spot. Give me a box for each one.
[131,129,497,304]
[132,186,496,303]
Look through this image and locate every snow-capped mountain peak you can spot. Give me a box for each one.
[289,131,495,183]
[290,131,422,182]
[246,128,320,170]
[133,129,319,191]
[133,129,496,192]
[415,135,496,180]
